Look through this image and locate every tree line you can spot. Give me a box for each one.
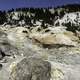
[0,4,80,26]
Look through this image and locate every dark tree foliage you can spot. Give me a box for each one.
[0,11,7,24]
[64,22,80,33]
[56,4,80,13]
[0,4,80,26]
[59,10,65,18]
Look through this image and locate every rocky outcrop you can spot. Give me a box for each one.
[0,28,19,60]
[31,27,79,47]
[0,56,51,80]
[9,57,51,80]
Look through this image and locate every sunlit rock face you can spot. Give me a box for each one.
[0,25,80,80]
[31,26,79,47]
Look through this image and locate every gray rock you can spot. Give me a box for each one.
[9,57,51,80]
[0,28,19,59]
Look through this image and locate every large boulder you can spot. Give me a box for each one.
[9,57,51,80]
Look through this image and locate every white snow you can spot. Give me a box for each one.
[12,12,20,20]
[54,12,80,26]
[18,20,25,26]
[35,21,42,26]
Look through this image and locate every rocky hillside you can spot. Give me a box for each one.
[0,25,80,80]
[0,4,80,80]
